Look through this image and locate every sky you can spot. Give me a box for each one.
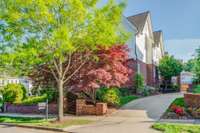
[101,0,200,61]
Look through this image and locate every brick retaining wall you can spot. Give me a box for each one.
[76,99,107,115]
[184,93,200,108]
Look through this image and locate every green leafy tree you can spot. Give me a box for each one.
[193,47,200,83]
[158,55,183,87]
[0,0,128,121]
[183,59,196,72]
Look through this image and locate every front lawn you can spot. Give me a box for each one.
[152,123,200,133]
[119,95,138,106]
[0,116,93,129]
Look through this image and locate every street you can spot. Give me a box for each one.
[0,125,61,133]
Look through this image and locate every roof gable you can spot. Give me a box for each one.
[153,31,162,44]
[127,11,149,33]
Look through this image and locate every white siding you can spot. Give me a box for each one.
[121,16,137,59]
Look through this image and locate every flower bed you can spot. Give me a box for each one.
[161,97,193,119]
[162,93,200,119]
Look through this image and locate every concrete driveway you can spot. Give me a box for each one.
[66,93,183,133]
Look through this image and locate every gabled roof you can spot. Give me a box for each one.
[127,11,150,33]
[153,30,162,44]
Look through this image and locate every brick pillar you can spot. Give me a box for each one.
[76,99,85,115]
[96,103,107,115]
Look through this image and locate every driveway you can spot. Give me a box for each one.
[66,93,183,133]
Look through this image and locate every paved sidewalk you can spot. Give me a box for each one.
[66,93,183,133]
[0,113,57,118]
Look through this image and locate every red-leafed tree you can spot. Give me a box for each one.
[30,45,131,102]
[70,45,132,102]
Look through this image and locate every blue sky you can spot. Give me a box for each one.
[101,0,200,61]
[123,0,200,61]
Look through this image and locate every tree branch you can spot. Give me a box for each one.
[62,53,72,80]
[63,60,86,83]
[50,68,59,82]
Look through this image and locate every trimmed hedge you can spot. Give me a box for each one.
[21,94,48,105]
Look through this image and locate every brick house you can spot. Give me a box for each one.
[123,11,164,87]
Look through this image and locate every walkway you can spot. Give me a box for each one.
[0,125,60,133]
[66,93,183,133]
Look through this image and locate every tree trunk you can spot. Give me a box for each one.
[57,79,64,122]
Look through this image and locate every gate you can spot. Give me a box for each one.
[66,92,78,114]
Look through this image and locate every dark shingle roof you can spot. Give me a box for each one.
[127,11,150,33]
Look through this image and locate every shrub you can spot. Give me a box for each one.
[120,95,138,106]
[118,88,132,96]
[134,73,145,94]
[19,84,27,100]
[96,87,120,106]
[2,84,25,104]
[39,87,57,102]
[193,85,200,93]
[172,98,185,107]
[21,94,48,105]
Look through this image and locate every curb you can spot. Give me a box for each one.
[0,123,67,132]
[158,119,197,124]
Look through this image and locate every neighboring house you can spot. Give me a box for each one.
[125,11,164,86]
[153,31,165,66]
[0,76,32,95]
[153,31,165,84]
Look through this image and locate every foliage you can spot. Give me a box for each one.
[2,83,26,104]
[97,87,138,106]
[0,116,93,129]
[134,73,145,94]
[39,87,58,102]
[0,116,46,123]
[193,85,200,93]
[170,104,184,116]
[152,123,200,133]
[183,59,196,72]
[20,84,27,100]
[193,47,200,83]
[21,94,48,105]
[0,97,3,108]
[72,45,131,91]
[171,98,185,107]
[96,87,121,106]
[0,0,128,121]
[158,55,183,80]
[119,95,138,106]
[119,88,133,96]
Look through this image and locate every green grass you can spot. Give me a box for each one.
[193,85,200,94]
[119,95,138,106]
[152,123,200,133]
[0,116,93,129]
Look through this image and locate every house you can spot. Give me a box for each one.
[153,31,165,84]
[0,76,33,95]
[124,11,164,87]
